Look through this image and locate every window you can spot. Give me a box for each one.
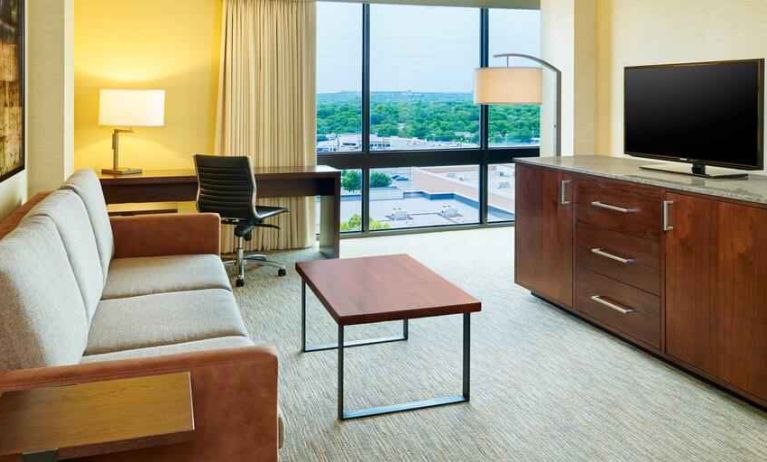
[487,163,516,222]
[369,167,480,229]
[369,5,479,151]
[316,3,541,232]
[316,2,362,152]
[488,8,542,148]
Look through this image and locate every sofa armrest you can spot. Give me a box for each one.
[111,213,221,258]
[0,346,279,462]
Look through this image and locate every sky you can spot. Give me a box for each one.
[316,3,541,94]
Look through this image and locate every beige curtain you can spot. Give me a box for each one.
[215,0,317,252]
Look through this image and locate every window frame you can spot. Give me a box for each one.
[318,5,540,234]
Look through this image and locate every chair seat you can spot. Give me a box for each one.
[102,254,231,300]
[85,289,248,355]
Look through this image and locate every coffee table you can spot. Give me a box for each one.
[295,254,481,420]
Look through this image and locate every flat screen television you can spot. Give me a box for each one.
[624,59,764,178]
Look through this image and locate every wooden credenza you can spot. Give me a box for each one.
[515,157,767,407]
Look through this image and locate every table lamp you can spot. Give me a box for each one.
[474,53,561,156]
[99,89,165,175]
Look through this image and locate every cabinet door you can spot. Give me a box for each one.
[515,164,573,308]
[665,192,767,402]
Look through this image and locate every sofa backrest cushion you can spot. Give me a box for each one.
[26,190,104,321]
[0,192,51,240]
[0,216,89,370]
[62,169,114,280]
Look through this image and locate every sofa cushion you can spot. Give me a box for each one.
[80,336,254,363]
[85,289,249,355]
[62,169,114,281]
[0,216,89,370]
[102,254,232,300]
[26,190,104,321]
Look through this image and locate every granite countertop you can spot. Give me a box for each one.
[516,155,767,206]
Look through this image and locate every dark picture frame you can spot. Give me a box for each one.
[0,0,23,184]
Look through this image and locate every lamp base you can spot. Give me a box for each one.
[101,167,143,175]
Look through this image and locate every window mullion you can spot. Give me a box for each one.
[361,3,371,232]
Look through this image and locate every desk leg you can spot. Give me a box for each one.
[319,192,340,259]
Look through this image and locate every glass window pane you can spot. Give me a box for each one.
[317,169,363,233]
[369,166,480,229]
[488,9,541,148]
[316,2,362,152]
[488,163,516,222]
[369,5,480,151]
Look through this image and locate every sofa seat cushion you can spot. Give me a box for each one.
[102,254,232,300]
[85,289,249,355]
[80,335,254,363]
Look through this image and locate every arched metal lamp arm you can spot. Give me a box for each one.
[490,53,562,156]
[492,53,562,75]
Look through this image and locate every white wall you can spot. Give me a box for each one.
[540,0,597,156]
[27,0,75,194]
[595,0,767,158]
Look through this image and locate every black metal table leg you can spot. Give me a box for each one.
[338,313,471,420]
[301,281,307,352]
[338,324,345,420]
[300,280,409,352]
[463,312,470,400]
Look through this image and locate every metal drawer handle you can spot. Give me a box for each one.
[662,200,674,231]
[560,179,572,206]
[591,248,635,265]
[591,201,636,213]
[590,295,635,314]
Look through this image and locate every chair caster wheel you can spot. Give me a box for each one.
[235,278,245,287]
[278,268,287,277]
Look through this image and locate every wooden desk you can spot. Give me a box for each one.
[0,373,194,461]
[99,166,341,258]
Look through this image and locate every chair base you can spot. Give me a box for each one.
[224,238,287,286]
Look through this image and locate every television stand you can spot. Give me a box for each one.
[639,161,749,179]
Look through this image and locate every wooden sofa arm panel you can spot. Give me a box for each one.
[0,346,279,462]
[110,213,221,258]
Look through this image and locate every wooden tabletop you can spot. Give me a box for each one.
[0,373,195,460]
[295,254,481,325]
[98,165,340,184]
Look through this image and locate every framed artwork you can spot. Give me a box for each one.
[0,0,22,184]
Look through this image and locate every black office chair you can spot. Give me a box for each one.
[194,154,288,286]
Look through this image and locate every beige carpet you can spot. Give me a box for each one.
[234,227,766,461]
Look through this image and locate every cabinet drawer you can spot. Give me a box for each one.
[575,270,661,349]
[575,222,661,295]
[575,177,662,238]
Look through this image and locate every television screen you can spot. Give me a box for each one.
[625,59,763,170]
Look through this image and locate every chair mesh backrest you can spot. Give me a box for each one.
[194,155,257,221]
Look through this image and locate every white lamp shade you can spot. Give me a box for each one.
[99,89,165,127]
[473,67,543,105]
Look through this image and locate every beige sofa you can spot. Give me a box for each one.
[0,170,280,461]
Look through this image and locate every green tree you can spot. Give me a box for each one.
[370,171,392,188]
[341,170,362,192]
[340,214,390,232]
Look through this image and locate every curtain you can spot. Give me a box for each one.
[216,0,317,252]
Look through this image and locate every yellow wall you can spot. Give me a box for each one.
[595,0,767,158]
[74,0,222,171]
